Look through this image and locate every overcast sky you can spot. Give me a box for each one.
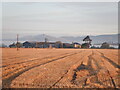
[2,2,118,39]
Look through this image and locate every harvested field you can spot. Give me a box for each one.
[2,48,120,88]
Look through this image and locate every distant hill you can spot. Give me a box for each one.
[61,34,119,44]
[2,34,119,45]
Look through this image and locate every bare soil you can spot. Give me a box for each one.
[2,48,120,88]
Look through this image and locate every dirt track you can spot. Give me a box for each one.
[2,48,120,88]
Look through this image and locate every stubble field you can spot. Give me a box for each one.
[2,48,120,88]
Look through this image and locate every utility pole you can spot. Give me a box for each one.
[45,38,48,43]
[17,34,19,51]
[36,42,38,48]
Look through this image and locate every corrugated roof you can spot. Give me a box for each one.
[83,36,92,41]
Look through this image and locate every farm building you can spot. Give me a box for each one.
[81,36,92,48]
[23,41,36,48]
[63,43,73,48]
[9,42,23,48]
[23,41,63,48]
[72,42,81,48]
[100,42,110,49]
[9,43,16,48]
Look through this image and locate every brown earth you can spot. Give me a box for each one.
[1,48,120,88]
